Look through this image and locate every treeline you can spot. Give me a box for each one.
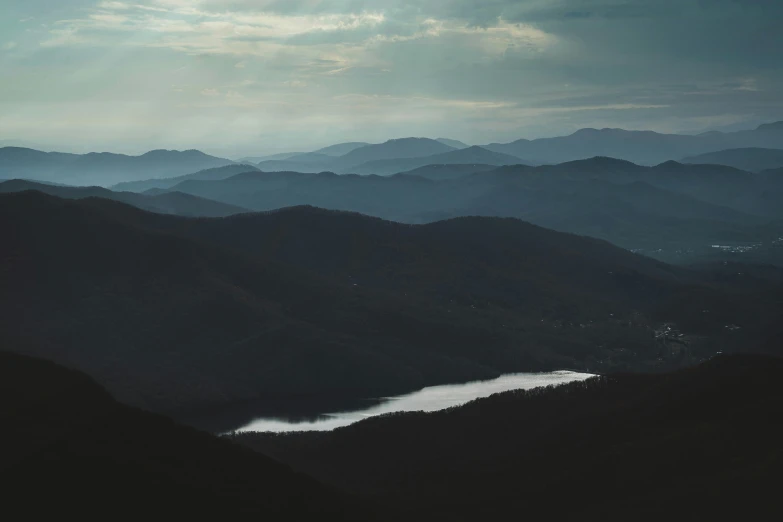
[234,354,783,521]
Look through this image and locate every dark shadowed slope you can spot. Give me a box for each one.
[0,179,247,217]
[6,192,782,417]
[235,354,783,522]
[682,147,783,172]
[0,351,369,520]
[350,146,526,175]
[112,163,259,192]
[0,191,536,414]
[79,198,783,358]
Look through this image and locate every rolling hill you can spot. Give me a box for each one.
[111,164,259,193]
[313,142,371,156]
[350,146,525,175]
[0,351,369,520]
[4,191,780,417]
[0,146,234,186]
[396,163,498,180]
[148,158,783,264]
[483,121,783,165]
[682,147,783,172]
[330,138,456,170]
[436,138,470,149]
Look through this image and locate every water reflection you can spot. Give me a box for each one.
[235,370,593,433]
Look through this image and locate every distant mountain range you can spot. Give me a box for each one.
[483,122,783,165]
[4,122,781,185]
[0,147,234,186]
[436,138,470,149]
[398,163,498,180]
[350,146,525,175]
[682,147,783,172]
[313,141,371,156]
[131,157,783,265]
[235,120,783,174]
[112,164,259,193]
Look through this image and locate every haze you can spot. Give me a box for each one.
[2,0,782,156]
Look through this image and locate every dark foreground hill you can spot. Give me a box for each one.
[2,192,781,418]
[235,354,783,522]
[0,351,368,520]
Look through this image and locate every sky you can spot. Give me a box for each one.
[1,0,782,157]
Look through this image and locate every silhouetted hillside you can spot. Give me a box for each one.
[235,354,783,521]
[112,163,258,192]
[682,147,783,172]
[0,192,533,414]
[0,179,247,217]
[397,163,497,180]
[483,122,783,165]
[350,146,526,175]
[0,146,234,186]
[0,351,369,520]
[4,192,780,417]
[149,157,783,264]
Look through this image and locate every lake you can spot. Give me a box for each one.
[232,370,594,433]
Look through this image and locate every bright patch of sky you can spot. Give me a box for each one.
[1,0,781,156]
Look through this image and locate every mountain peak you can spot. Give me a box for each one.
[141,149,210,158]
[655,160,683,168]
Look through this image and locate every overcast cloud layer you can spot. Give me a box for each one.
[1,0,781,155]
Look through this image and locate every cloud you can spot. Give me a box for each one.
[2,41,18,50]
[1,0,781,152]
[40,27,83,47]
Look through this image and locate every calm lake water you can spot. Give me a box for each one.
[234,370,593,433]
